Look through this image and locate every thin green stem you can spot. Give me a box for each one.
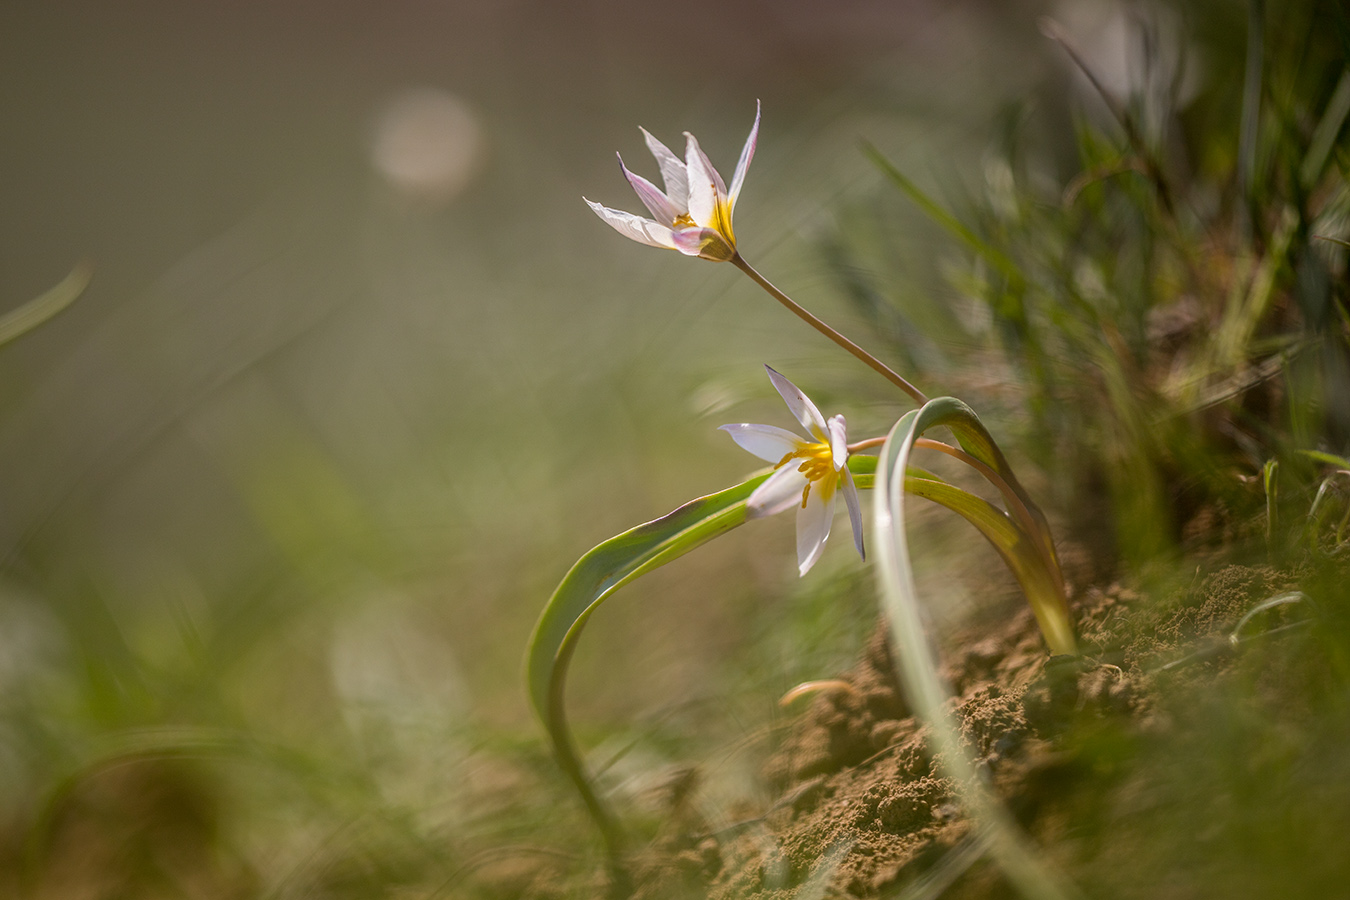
[732,254,928,406]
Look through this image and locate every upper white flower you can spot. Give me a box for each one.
[585,102,760,262]
[720,366,865,576]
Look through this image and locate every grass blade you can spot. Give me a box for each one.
[1263,458,1280,543]
[1238,0,1265,223]
[1298,449,1350,469]
[0,261,91,347]
[1300,70,1350,189]
[861,142,1023,287]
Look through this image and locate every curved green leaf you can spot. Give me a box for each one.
[526,470,771,856]
[874,401,1080,900]
[905,397,1071,651]
[525,453,1031,855]
[0,261,91,347]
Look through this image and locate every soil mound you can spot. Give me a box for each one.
[629,562,1345,899]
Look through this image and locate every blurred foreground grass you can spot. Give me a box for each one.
[1,0,1348,897]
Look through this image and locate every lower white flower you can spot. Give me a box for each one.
[720,366,864,576]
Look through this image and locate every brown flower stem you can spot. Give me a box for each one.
[732,254,928,406]
[847,437,889,453]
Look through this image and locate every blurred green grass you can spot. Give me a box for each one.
[1,0,1347,896]
[0,1,1037,895]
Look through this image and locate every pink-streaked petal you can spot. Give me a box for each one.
[719,423,805,462]
[764,366,829,439]
[640,127,689,214]
[841,466,864,559]
[619,155,678,223]
[747,463,806,519]
[728,100,760,209]
[585,200,677,250]
[796,484,835,576]
[683,132,726,228]
[670,225,736,262]
[826,415,849,469]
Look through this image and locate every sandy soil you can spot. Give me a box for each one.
[624,561,1340,899]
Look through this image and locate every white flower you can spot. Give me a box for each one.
[721,366,864,576]
[584,102,760,262]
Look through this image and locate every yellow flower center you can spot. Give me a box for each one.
[775,443,836,508]
[673,203,735,245]
[710,200,735,245]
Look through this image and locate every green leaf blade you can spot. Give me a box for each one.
[525,474,764,725]
[0,261,91,347]
[873,402,1080,900]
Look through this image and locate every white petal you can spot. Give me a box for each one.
[640,128,689,214]
[585,199,677,250]
[796,482,835,576]
[764,366,828,439]
[719,423,805,462]
[728,100,760,209]
[670,225,735,261]
[747,463,806,519]
[841,466,864,560]
[826,415,849,469]
[619,155,678,223]
[683,132,726,228]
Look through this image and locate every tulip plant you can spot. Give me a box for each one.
[527,104,1078,889]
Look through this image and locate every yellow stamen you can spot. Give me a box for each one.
[672,205,735,245]
[773,443,836,508]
